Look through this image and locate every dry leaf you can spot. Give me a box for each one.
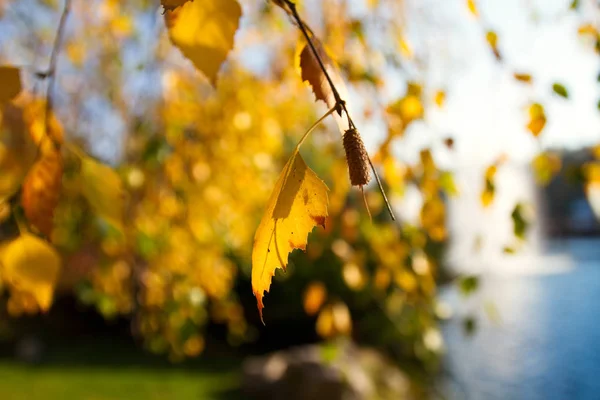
[21,148,63,237]
[298,39,351,133]
[164,0,241,85]
[299,39,340,108]
[252,152,329,322]
[0,66,21,103]
[1,234,61,312]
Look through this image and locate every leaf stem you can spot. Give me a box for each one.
[280,0,396,220]
[294,105,337,153]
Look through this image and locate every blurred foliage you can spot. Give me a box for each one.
[0,0,598,376]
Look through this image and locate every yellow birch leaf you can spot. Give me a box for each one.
[434,90,446,108]
[252,152,329,322]
[0,66,21,103]
[527,103,546,137]
[486,30,502,60]
[164,0,242,85]
[467,0,478,16]
[398,35,413,59]
[79,153,125,231]
[1,234,61,312]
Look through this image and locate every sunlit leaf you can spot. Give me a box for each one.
[439,171,459,197]
[316,301,351,338]
[164,0,242,85]
[1,234,61,312]
[79,152,125,231]
[303,281,327,316]
[526,103,546,137]
[466,0,478,17]
[485,30,502,60]
[434,90,446,108]
[252,151,329,322]
[0,66,21,103]
[386,82,424,133]
[398,35,413,59]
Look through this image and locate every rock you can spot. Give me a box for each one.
[242,341,415,400]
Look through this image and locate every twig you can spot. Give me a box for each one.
[280,0,396,220]
[44,0,72,150]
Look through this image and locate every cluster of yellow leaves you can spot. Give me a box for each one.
[0,62,129,313]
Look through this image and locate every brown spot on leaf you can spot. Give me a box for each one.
[311,215,326,228]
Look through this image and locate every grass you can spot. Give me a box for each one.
[0,363,240,400]
[0,337,244,400]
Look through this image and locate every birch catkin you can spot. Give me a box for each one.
[343,128,371,186]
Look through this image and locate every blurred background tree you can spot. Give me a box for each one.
[0,0,599,396]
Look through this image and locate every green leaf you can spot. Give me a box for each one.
[458,275,479,297]
[552,83,569,98]
[511,203,529,240]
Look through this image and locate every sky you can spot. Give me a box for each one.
[376,0,600,167]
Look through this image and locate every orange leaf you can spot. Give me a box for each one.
[21,148,63,236]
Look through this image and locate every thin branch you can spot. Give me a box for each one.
[44,0,72,150]
[280,0,396,220]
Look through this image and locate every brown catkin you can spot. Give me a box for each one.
[343,128,371,186]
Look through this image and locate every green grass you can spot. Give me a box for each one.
[0,363,240,400]
[0,338,244,400]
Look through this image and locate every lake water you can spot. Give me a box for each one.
[441,238,600,400]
